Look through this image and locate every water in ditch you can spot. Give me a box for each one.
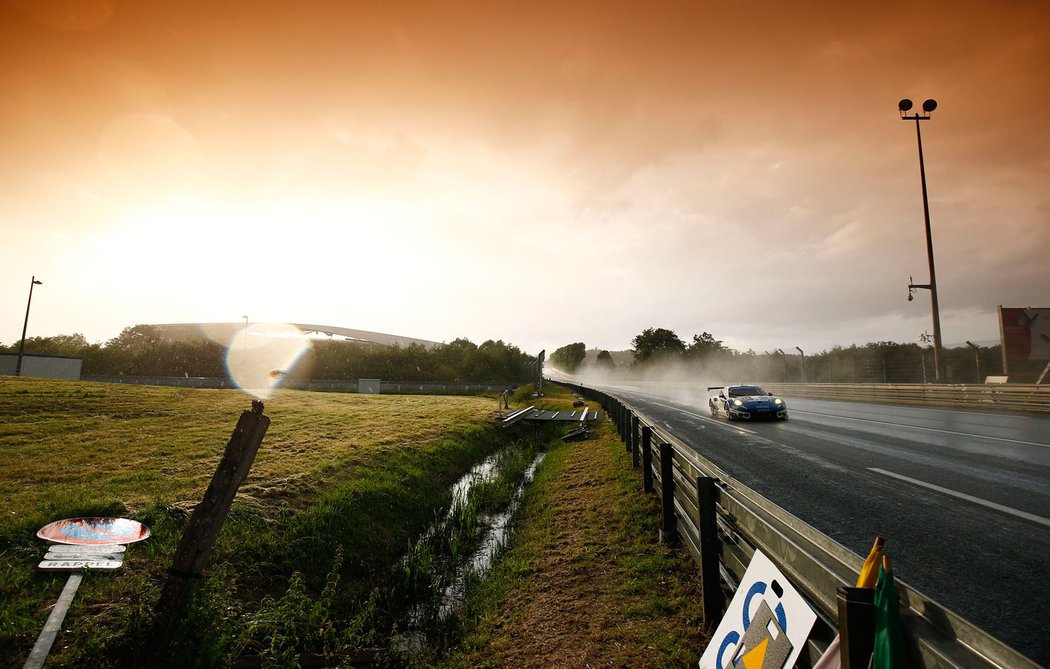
[393,444,546,655]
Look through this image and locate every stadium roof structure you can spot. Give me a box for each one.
[149,323,442,349]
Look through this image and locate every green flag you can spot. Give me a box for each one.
[872,561,907,668]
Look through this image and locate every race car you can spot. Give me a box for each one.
[707,385,788,421]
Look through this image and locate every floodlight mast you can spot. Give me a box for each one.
[899,98,945,382]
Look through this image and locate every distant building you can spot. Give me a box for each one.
[0,354,82,380]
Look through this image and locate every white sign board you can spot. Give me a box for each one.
[38,541,127,571]
[38,559,123,571]
[699,550,817,669]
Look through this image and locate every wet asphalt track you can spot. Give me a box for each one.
[597,383,1050,666]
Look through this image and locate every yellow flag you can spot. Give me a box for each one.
[856,536,886,588]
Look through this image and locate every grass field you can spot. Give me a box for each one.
[437,391,709,668]
[0,377,525,667]
[1,378,708,667]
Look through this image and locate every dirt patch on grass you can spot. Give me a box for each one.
[450,414,709,668]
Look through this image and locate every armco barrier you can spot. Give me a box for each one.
[562,381,1039,669]
[760,382,1050,413]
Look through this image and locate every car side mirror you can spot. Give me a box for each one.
[769,392,774,396]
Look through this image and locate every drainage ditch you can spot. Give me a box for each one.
[393,440,546,658]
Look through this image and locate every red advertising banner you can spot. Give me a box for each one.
[999,307,1050,373]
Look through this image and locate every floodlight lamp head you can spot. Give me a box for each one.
[922,99,938,113]
[898,98,914,113]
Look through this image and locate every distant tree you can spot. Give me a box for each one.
[631,328,686,364]
[106,325,163,351]
[595,350,615,368]
[551,342,587,372]
[0,334,90,357]
[687,332,727,361]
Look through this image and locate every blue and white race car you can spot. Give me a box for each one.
[708,385,788,421]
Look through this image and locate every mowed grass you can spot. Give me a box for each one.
[0,376,518,667]
[0,378,497,518]
[439,385,708,668]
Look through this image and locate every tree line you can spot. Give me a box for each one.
[554,327,1009,384]
[2,326,536,383]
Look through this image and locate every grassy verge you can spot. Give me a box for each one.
[0,377,538,667]
[437,384,710,668]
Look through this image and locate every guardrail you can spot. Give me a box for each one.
[560,381,1040,669]
[761,382,1050,413]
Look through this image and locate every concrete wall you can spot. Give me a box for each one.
[0,354,82,380]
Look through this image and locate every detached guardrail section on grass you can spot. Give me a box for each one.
[761,382,1050,413]
[562,382,1039,669]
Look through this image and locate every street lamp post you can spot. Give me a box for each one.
[15,276,43,376]
[795,346,807,383]
[900,98,946,382]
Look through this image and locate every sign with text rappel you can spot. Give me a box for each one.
[699,550,817,669]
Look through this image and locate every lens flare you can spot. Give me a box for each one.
[225,323,311,399]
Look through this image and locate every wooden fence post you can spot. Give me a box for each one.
[697,476,723,624]
[151,401,270,652]
[642,430,653,492]
[659,442,677,543]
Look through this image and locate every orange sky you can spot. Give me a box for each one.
[2,0,1048,355]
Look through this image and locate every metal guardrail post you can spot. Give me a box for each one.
[613,399,621,441]
[642,430,653,493]
[627,412,637,453]
[659,442,676,543]
[632,419,642,468]
[697,476,723,625]
[836,586,875,669]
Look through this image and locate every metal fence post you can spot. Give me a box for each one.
[626,412,635,453]
[836,586,875,668]
[642,431,653,492]
[632,420,642,468]
[659,442,677,543]
[697,476,723,624]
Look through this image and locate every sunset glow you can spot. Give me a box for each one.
[2,1,1047,354]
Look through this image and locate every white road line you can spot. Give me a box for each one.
[649,401,757,435]
[869,468,1050,528]
[791,409,1049,449]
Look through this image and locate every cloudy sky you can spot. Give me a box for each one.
[2,0,1047,357]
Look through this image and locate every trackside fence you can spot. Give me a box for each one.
[560,381,1040,669]
[758,382,1049,413]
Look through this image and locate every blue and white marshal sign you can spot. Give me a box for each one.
[699,550,817,669]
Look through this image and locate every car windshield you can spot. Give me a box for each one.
[728,386,765,397]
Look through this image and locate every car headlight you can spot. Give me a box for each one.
[733,399,744,406]
[773,398,782,405]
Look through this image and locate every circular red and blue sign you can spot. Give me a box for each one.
[37,517,150,545]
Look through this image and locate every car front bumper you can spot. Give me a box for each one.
[728,406,788,420]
